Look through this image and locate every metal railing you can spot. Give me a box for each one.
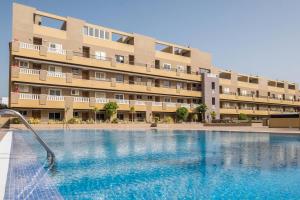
[0,109,55,164]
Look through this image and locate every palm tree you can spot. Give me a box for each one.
[129,106,135,123]
[196,104,207,122]
[93,106,100,124]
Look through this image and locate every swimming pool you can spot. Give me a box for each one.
[5,130,300,199]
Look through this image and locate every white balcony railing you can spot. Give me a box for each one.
[19,68,40,75]
[95,98,109,104]
[48,47,66,55]
[19,42,40,51]
[19,93,40,100]
[47,71,66,78]
[166,102,176,107]
[152,102,162,107]
[115,99,129,104]
[135,100,146,106]
[181,103,191,109]
[74,97,90,103]
[47,95,64,101]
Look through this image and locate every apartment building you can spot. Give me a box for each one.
[8,3,300,123]
[9,3,218,123]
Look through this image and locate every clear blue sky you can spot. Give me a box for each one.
[1,0,300,97]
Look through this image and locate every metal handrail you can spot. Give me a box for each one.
[0,109,55,164]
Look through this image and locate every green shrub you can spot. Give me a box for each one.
[238,113,248,120]
[163,116,174,124]
[154,117,160,123]
[210,111,217,120]
[111,118,119,124]
[11,118,21,124]
[103,102,119,121]
[86,118,95,124]
[68,117,82,124]
[28,118,40,124]
[176,107,189,122]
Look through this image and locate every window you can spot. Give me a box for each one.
[117,113,124,120]
[95,29,99,38]
[164,98,171,102]
[95,92,106,98]
[177,65,184,72]
[223,87,230,94]
[19,85,29,92]
[278,94,282,99]
[89,27,94,36]
[116,74,124,83]
[105,31,109,40]
[95,72,106,80]
[163,80,170,88]
[241,90,248,96]
[136,77,142,83]
[147,96,153,100]
[212,82,215,90]
[71,89,79,96]
[115,55,125,63]
[136,95,142,100]
[177,82,183,89]
[83,26,88,35]
[95,51,106,60]
[49,112,61,120]
[72,68,80,75]
[115,94,124,100]
[19,61,29,68]
[48,66,62,72]
[212,97,216,105]
[163,63,172,71]
[49,89,61,96]
[48,43,62,50]
[177,99,184,103]
[19,111,27,116]
[73,111,79,118]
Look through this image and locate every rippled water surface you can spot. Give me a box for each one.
[13,130,300,199]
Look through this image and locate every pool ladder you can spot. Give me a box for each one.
[0,109,55,164]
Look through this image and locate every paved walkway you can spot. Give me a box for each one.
[6,123,300,134]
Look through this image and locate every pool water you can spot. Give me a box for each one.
[6,130,300,199]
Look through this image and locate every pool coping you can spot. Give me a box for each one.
[0,131,12,200]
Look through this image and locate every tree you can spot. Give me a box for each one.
[210,111,216,120]
[93,106,100,124]
[129,106,135,123]
[103,102,119,122]
[0,104,8,109]
[176,107,189,122]
[238,113,248,120]
[192,113,198,122]
[196,104,207,122]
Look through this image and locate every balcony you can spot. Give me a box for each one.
[220,93,300,106]
[10,92,199,113]
[220,108,274,116]
[12,41,201,81]
[12,67,201,97]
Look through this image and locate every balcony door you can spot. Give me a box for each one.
[32,87,41,94]
[49,89,61,96]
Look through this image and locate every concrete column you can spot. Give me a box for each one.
[66,50,73,60]
[39,94,47,105]
[64,96,74,121]
[176,69,181,77]
[11,67,20,78]
[39,45,47,56]
[111,77,116,87]
[10,93,19,104]
[66,73,72,83]
[146,101,152,123]
[146,80,152,91]
[129,100,135,107]
[162,102,167,110]
[39,70,47,81]
[89,97,95,107]
[11,41,20,52]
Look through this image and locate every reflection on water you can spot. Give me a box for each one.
[17,130,300,199]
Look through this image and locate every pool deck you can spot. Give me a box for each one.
[5,123,300,134]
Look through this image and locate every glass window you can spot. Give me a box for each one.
[49,89,61,96]
[177,82,183,89]
[147,96,153,100]
[115,94,124,99]
[48,66,62,72]
[163,63,172,71]
[19,61,29,68]
[19,85,29,92]
[100,30,104,39]
[89,27,94,36]
[177,65,184,72]
[73,111,79,118]
[212,82,215,90]
[163,80,170,88]
[115,55,125,63]
[71,89,79,96]
[177,99,184,103]
[95,92,106,98]
[224,87,230,94]
[212,97,215,105]
[19,110,27,116]
[49,112,61,120]
[136,95,142,100]
[164,98,171,102]
[95,51,106,60]
[105,31,109,40]
[95,72,106,80]
[95,29,99,38]
[72,68,80,75]
[83,26,88,35]
[116,74,124,83]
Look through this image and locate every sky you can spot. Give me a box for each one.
[0,0,300,97]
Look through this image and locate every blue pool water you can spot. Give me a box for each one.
[6,130,300,199]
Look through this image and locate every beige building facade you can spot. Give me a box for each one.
[8,3,300,123]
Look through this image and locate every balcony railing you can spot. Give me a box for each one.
[74,97,90,103]
[47,95,64,101]
[19,93,40,100]
[19,68,40,75]
[48,47,66,55]
[47,71,66,78]
[20,42,40,51]
[95,98,109,103]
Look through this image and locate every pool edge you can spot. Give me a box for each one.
[0,131,12,200]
